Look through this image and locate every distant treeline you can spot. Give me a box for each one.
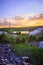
[0,26,43,32]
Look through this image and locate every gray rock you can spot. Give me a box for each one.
[29,28,43,35]
[22,56,30,63]
[39,41,43,48]
[0,43,32,65]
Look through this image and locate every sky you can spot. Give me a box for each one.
[0,0,43,19]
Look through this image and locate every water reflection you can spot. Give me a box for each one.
[13,31,29,34]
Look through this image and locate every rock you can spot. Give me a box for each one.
[29,44,32,46]
[22,61,32,65]
[22,61,28,65]
[0,43,32,65]
[15,57,22,63]
[22,56,30,63]
[39,41,43,48]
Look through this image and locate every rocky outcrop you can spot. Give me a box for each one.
[39,41,43,48]
[29,27,43,35]
[0,31,8,35]
[0,43,32,65]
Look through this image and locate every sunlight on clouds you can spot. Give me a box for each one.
[0,14,43,28]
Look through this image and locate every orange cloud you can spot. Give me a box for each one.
[0,14,43,28]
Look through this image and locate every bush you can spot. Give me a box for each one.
[27,35,36,42]
[15,35,27,43]
[37,34,43,41]
[16,31,21,35]
[0,33,11,43]
[10,36,16,44]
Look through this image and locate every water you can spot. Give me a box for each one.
[12,31,29,34]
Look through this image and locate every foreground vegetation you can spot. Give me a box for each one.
[0,33,43,65]
[13,44,43,65]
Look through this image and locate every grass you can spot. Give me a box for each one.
[10,43,43,65]
[11,43,43,56]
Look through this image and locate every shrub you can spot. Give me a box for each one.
[10,36,16,44]
[0,33,11,43]
[37,34,43,41]
[27,35,36,42]
[16,31,21,35]
[15,35,27,44]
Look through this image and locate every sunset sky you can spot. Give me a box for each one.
[0,0,43,19]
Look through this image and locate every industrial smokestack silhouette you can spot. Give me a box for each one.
[9,22,10,28]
